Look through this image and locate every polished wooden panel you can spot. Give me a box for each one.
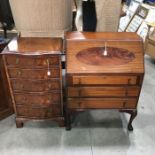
[68,98,137,109]
[66,32,144,74]
[16,105,61,118]
[68,86,140,97]
[3,38,62,54]
[5,55,59,68]
[14,92,61,107]
[70,75,138,85]
[11,79,60,92]
[66,32,143,41]
[7,68,60,79]
[76,46,135,66]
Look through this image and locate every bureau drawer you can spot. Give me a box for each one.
[68,98,137,109]
[68,86,140,97]
[14,92,61,107]
[11,79,60,92]
[16,104,61,118]
[8,68,60,79]
[70,75,138,85]
[4,55,60,68]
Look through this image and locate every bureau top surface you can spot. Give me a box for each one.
[2,37,62,55]
[66,32,144,74]
[66,32,142,41]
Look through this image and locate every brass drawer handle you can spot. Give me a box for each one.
[17,71,21,76]
[16,58,19,64]
[48,96,52,100]
[46,59,51,76]
[21,84,24,89]
[48,108,52,113]
[78,78,81,85]
[48,83,52,89]
[46,96,52,103]
[46,59,50,65]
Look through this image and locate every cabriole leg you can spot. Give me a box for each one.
[120,109,137,131]
[128,110,137,131]
[65,111,71,131]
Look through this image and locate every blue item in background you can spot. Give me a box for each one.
[144,0,155,3]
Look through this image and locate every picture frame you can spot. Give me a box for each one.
[134,0,144,3]
[119,11,134,31]
[137,6,149,18]
[128,0,140,13]
[137,21,149,41]
[125,4,149,32]
[126,15,144,32]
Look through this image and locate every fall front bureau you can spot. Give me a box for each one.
[1,38,64,127]
[65,32,144,131]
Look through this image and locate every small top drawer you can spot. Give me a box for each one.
[69,75,138,85]
[4,55,60,68]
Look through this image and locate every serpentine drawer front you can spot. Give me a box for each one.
[11,79,60,92]
[5,55,60,67]
[1,38,64,128]
[66,32,144,131]
[7,68,60,79]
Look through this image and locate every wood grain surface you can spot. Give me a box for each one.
[3,37,62,54]
[66,32,144,74]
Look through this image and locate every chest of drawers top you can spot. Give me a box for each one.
[2,37,62,55]
[66,32,144,75]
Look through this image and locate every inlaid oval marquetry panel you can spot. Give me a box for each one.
[76,47,135,66]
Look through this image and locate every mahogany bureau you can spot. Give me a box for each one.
[1,38,64,127]
[65,32,144,131]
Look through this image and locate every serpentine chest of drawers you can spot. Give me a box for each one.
[65,32,144,131]
[1,38,64,127]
